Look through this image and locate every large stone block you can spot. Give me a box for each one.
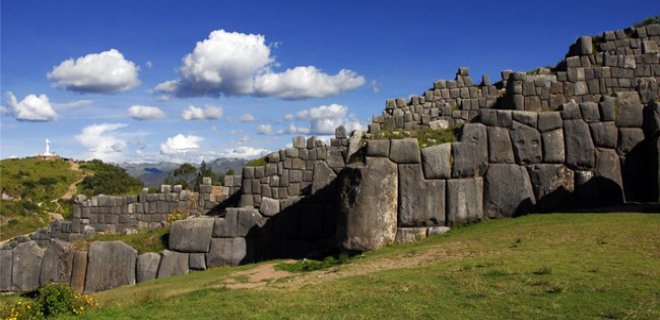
[12,241,45,291]
[1,250,12,291]
[395,228,428,245]
[136,252,161,283]
[398,164,446,227]
[337,157,398,251]
[70,250,87,292]
[594,148,624,204]
[421,143,452,178]
[452,123,488,177]
[590,122,618,148]
[156,250,189,279]
[526,164,574,212]
[206,238,247,267]
[311,161,337,194]
[487,127,514,163]
[617,128,645,154]
[542,129,565,163]
[511,122,542,164]
[39,240,74,286]
[615,92,644,127]
[259,197,281,217]
[366,139,390,157]
[169,218,214,253]
[564,119,596,169]
[537,112,562,132]
[599,96,616,121]
[84,241,137,293]
[446,178,484,226]
[213,208,266,238]
[484,164,535,218]
[389,138,421,163]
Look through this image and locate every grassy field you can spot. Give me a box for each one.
[55,213,659,320]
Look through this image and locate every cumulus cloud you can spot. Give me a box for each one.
[218,146,269,159]
[257,124,272,135]
[286,103,365,135]
[53,99,93,109]
[75,123,128,162]
[228,113,255,122]
[48,49,140,93]
[181,105,223,120]
[128,105,166,120]
[155,29,364,99]
[160,134,203,154]
[5,92,57,121]
[370,80,382,93]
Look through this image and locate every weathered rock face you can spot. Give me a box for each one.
[206,237,247,267]
[389,138,421,163]
[311,161,337,194]
[398,164,445,227]
[84,241,137,293]
[12,241,45,291]
[484,164,535,218]
[39,240,74,286]
[156,250,189,279]
[615,92,643,127]
[487,127,514,163]
[169,218,214,253]
[446,178,484,225]
[511,122,542,164]
[70,250,87,292]
[542,129,565,163]
[1,250,12,291]
[421,143,452,178]
[564,119,596,169]
[213,208,266,238]
[337,157,398,251]
[136,253,161,283]
[452,123,488,177]
[526,164,575,212]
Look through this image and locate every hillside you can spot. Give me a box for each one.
[0,158,142,240]
[56,214,658,319]
[120,158,248,188]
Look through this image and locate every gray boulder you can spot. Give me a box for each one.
[452,123,488,177]
[398,164,446,227]
[345,131,365,162]
[136,253,161,283]
[599,96,616,121]
[487,126,514,163]
[617,128,645,154]
[214,208,266,238]
[337,157,398,251]
[259,197,281,217]
[39,240,74,286]
[395,228,428,244]
[366,139,390,157]
[1,250,12,291]
[594,148,624,204]
[169,218,214,253]
[510,122,542,164]
[542,129,565,163]
[206,238,247,267]
[84,241,137,293]
[526,164,574,212]
[12,241,45,291]
[615,92,643,127]
[590,122,618,148]
[70,250,87,292]
[564,119,596,169]
[421,143,452,178]
[484,164,535,218]
[389,138,421,163]
[579,102,600,122]
[189,253,207,270]
[156,250,189,279]
[446,178,484,226]
[537,112,563,132]
[311,161,337,194]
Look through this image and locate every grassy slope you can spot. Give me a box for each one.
[0,158,82,240]
[70,213,658,320]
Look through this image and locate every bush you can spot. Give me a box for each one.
[0,282,98,319]
[79,160,143,196]
[246,157,267,167]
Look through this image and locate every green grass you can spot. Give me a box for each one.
[0,200,51,240]
[77,160,143,196]
[373,127,457,149]
[54,213,659,320]
[275,254,351,273]
[74,226,171,254]
[0,157,81,203]
[245,156,268,167]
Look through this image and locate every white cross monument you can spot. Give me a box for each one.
[42,139,53,156]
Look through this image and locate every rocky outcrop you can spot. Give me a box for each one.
[84,241,137,293]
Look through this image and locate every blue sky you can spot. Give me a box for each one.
[1,0,658,163]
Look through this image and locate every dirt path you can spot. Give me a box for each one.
[59,162,85,201]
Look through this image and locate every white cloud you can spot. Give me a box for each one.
[295,103,347,120]
[160,134,203,154]
[228,113,255,122]
[370,80,381,93]
[286,103,365,135]
[146,60,153,69]
[257,124,272,135]
[286,123,311,134]
[155,29,364,99]
[5,92,57,121]
[254,67,365,100]
[48,49,140,93]
[53,99,93,109]
[218,146,269,159]
[128,105,166,120]
[75,123,128,162]
[181,105,223,120]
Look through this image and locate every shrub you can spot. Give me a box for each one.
[0,282,98,319]
[245,157,267,167]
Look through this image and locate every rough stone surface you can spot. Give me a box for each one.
[615,92,644,127]
[511,122,542,164]
[311,161,337,194]
[452,123,488,177]
[259,197,281,217]
[398,164,445,227]
[12,241,45,291]
[136,253,161,283]
[366,140,390,157]
[157,250,189,279]
[599,96,616,121]
[427,226,451,236]
[1,250,12,291]
[39,240,74,286]
[487,127,514,163]
[189,253,207,270]
[206,238,247,267]
[617,128,645,154]
[389,138,421,163]
[338,157,398,251]
[169,218,214,252]
[579,102,600,122]
[395,228,427,244]
[526,164,574,212]
[421,143,452,178]
[590,122,618,148]
[484,164,535,218]
[537,112,562,132]
[84,241,137,293]
[70,250,87,292]
[564,119,596,169]
[446,178,484,226]
[542,129,566,163]
[594,148,624,204]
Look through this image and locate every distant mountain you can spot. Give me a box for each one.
[119,158,248,188]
